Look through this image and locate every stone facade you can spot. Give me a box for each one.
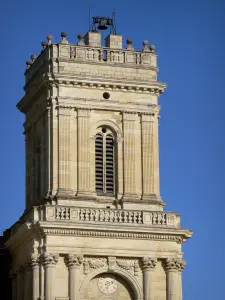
[3,31,193,300]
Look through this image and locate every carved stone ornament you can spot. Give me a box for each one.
[164,258,186,273]
[141,257,157,270]
[83,257,107,274]
[42,252,59,267]
[28,253,40,268]
[67,254,83,268]
[108,256,117,272]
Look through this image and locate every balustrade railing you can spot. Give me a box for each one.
[50,206,178,228]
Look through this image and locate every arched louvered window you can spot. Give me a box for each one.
[95,128,115,196]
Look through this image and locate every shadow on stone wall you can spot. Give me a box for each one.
[0,235,12,300]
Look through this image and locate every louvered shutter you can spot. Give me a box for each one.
[105,134,114,194]
[95,133,104,193]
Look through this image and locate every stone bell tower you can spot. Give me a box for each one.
[4,22,192,300]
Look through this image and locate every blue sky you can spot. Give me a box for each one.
[1,0,225,298]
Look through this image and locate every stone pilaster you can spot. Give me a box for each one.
[42,252,59,300]
[66,254,83,300]
[57,107,72,195]
[51,95,59,196]
[164,258,186,300]
[10,272,17,300]
[16,266,24,300]
[122,112,138,199]
[141,112,160,200]
[142,257,157,300]
[28,253,40,300]
[77,108,92,196]
[45,103,51,197]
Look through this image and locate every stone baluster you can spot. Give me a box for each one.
[164,258,186,300]
[77,108,92,196]
[122,112,138,199]
[142,257,157,300]
[42,252,59,300]
[57,107,72,195]
[28,253,40,300]
[66,254,83,300]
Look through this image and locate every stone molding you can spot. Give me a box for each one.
[141,257,157,270]
[41,252,59,267]
[83,257,107,274]
[66,254,83,268]
[41,228,184,244]
[164,258,186,273]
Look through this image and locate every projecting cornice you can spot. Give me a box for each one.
[17,72,166,114]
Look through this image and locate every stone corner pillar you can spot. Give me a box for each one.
[141,257,157,300]
[164,258,186,300]
[42,252,59,300]
[28,253,40,300]
[66,254,84,300]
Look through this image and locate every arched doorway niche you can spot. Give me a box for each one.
[79,266,143,300]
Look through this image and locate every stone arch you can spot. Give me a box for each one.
[89,119,124,199]
[90,119,123,141]
[79,266,143,300]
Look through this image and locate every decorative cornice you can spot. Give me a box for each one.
[41,228,184,244]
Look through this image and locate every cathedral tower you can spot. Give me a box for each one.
[5,24,192,300]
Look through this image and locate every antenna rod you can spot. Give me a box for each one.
[88,1,91,31]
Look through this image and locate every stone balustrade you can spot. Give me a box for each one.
[24,43,157,85]
[43,206,180,228]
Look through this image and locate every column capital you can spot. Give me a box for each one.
[164,258,186,273]
[141,257,157,270]
[66,254,83,268]
[122,111,136,121]
[76,108,91,117]
[42,252,59,267]
[28,253,40,268]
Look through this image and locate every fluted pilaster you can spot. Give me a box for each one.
[57,107,72,195]
[122,112,138,199]
[141,112,160,200]
[66,254,83,300]
[142,257,157,300]
[77,108,92,196]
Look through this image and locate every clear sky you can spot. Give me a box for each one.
[1,0,225,299]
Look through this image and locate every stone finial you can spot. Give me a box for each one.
[60,32,68,44]
[141,257,157,270]
[126,38,134,50]
[149,44,155,53]
[142,40,150,52]
[77,33,84,45]
[30,54,37,62]
[26,60,32,69]
[46,34,53,45]
[41,41,48,49]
